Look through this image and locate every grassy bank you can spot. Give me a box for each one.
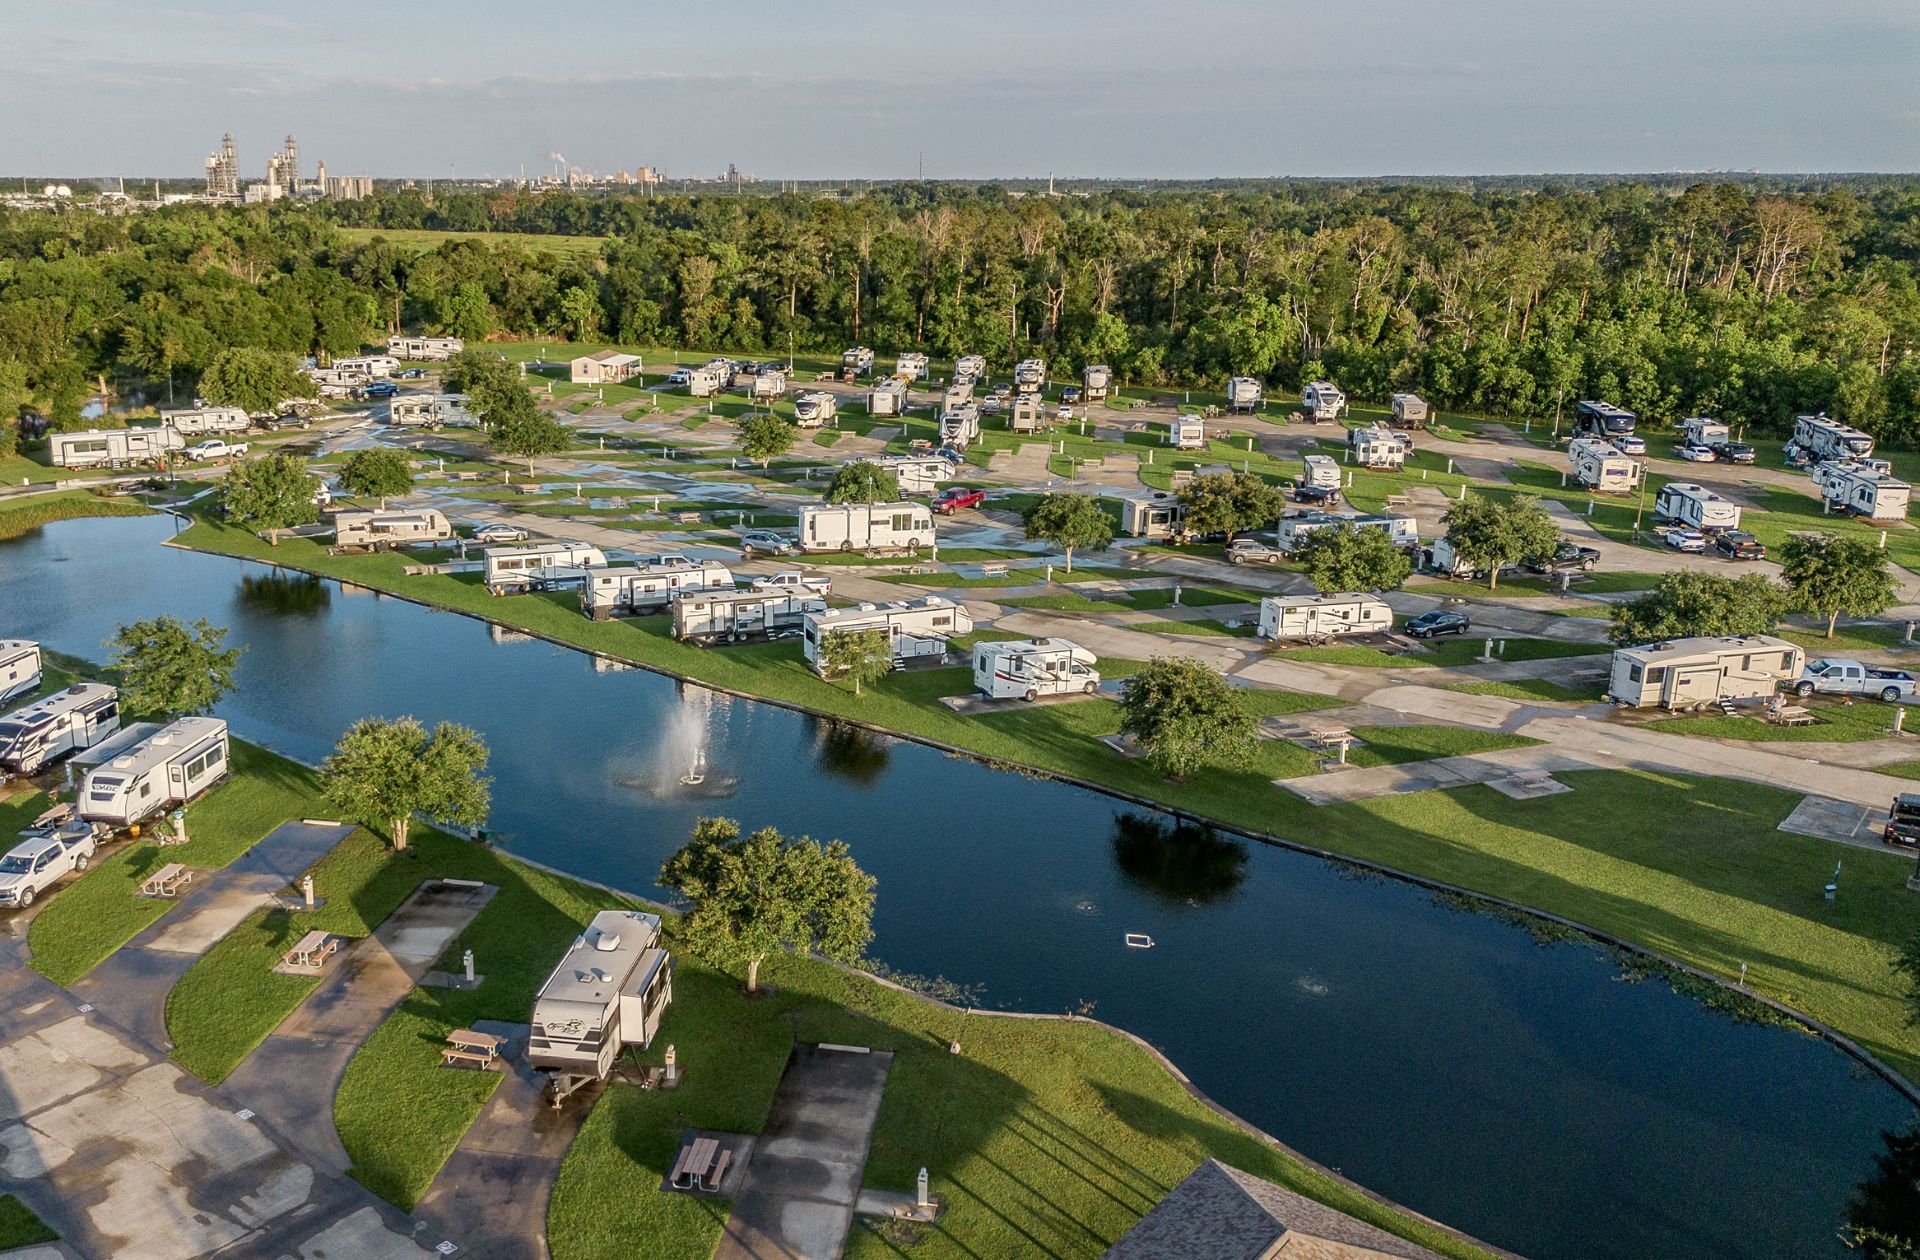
[0,489,151,541]
[0,1195,58,1249]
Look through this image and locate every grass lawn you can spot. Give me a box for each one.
[1778,621,1914,655]
[1273,636,1604,670]
[1125,618,1259,638]
[1345,726,1542,765]
[1440,679,1605,703]
[1650,701,1902,744]
[0,1194,58,1248]
[0,489,153,541]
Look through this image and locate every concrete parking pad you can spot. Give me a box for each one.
[1778,794,1891,849]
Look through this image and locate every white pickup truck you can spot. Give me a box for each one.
[0,827,97,909]
[1792,658,1919,703]
[186,439,250,463]
[751,571,831,597]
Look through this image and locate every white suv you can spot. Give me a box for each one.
[0,829,97,909]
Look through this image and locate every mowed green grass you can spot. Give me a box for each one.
[0,489,152,541]
[0,1194,58,1248]
[334,226,610,259]
[1651,700,1903,744]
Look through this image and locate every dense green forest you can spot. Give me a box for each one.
[2,180,1918,443]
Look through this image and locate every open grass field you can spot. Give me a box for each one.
[334,226,611,259]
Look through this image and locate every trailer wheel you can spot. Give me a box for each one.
[907,538,921,550]
[1883,686,1902,703]
[1795,681,1815,698]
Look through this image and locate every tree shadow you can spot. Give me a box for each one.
[1848,1126,1920,1251]
[1110,811,1250,907]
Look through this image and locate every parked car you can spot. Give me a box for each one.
[752,571,830,596]
[1406,610,1471,639]
[1292,484,1342,507]
[739,530,795,556]
[665,367,692,387]
[0,829,97,910]
[1060,387,1083,405]
[1225,538,1282,565]
[1615,435,1647,455]
[1660,527,1707,553]
[1886,794,1920,847]
[361,381,400,400]
[981,395,1004,415]
[932,487,987,515]
[1794,658,1918,703]
[185,439,249,463]
[1523,541,1601,573]
[1712,442,1756,465]
[1713,530,1765,560]
[473,523,529,544]
[398,368,427,380]
[1673,442,1718,463]
[1056,404,1074,423]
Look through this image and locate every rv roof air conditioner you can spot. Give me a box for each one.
[593,930,621,952]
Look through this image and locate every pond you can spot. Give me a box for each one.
[4,514,1913,1260]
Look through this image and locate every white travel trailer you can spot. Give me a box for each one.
[953,354,987,385]
[672,588,825,643]
[1788,413,1875,465]
[306,367,365,399]
[1346,425,1409,470]
[938,409,982,449]
[1820,464,1912,522]
[1301,453,1342,490]
[802,597,971,674]
[1301,381,1348,422]
[50,426,185,469]
[581,559,736,620]
[387,393,471,428]
[1008,396,1044,433]
[1608,634,1804,710]
[484,542,609,594]
[896,352,930,382]
[875,455,958,495]
[840,346,876,380]
[1276,512,1417,554]
[1390,393,1430,427]
[867,380,907,417]
[388,335,463,361]
[1013,359,1046,396]
[1226,377,1263,414]
[942,382,975,413]
[0,641,41,706]
[530,910,674,1102]
[0,684,120,777]
[1568,437,1644,493]
[1166,415,1206,450]
[1654,483,1741,532]
[334,355,400,379]
[161,406,252,436]
[1117,490,1184,539]
[1679,416,1731,448]
[78,716,230,828]
[1258,593,1393,641]
[331,509,454,551]
[685,367,724,398]
[752,367,787,400]
[792,391,838,428]
[972,638,1101,700]
[1082,365,1114,402]
[797,501,935,553]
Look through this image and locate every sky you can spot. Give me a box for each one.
[5,0,1918,180]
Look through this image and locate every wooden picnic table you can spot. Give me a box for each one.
[1769,704,1818,727]
[671,1137,721,1190]
[442,1029,506,1070]
[284,930,338,969]
[140,863,192,898]
[979,561,1010,577]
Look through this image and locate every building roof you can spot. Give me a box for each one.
[1103,1160,1446,1260]
[576,350,640,365]
[1614,633,1798,666]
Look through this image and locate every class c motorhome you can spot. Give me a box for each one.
[1654,482,1741,532]
[0,684,120,777]
[793,391,838,428]
[1568,437,1644,493]
[0,641,41,706]
[1608,635,1803,710]
[78,717,229,828]
[1258,593,1393,640]
[1227,377,1263,413]
[797,501,935,553]
[1390,394,1429,427]
[1166,415,1206,450]
[331,509,454,551]
[50,427,185,469]
[1301,381,1348,422]
[1082,364,1113,401]
[387,335,464,361]
[581,558,736,620]
[530,910,674,1102]
[483,543,609,594]
[972,638,1101,700]
[802,597,971,674]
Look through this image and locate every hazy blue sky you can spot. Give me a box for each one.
[6,0,1917,178]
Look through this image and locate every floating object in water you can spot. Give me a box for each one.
[1124,933,1154,949]
[680,748,707,787]
[1296,976,1330,997]
[1075,900,1098,914]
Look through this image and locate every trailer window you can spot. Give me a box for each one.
[1626,663,1643,684]
[1644,667,1666,686]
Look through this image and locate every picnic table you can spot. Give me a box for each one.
[978,561,1010,578]
[669,1136,732,1192]
[140,863,192,898]
[1768,703,1819,727]
[442,1029,506,1070]
[284,930,338,969]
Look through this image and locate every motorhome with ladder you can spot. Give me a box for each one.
[1654,483,1741,532]
[672,588,825,644]
[0,685,120,777]
[161,406,251,436]
[896,352,929,382]
[1820,464,1912,522]
[530,910,673,1104]
[875,455,958,496]
[582,559,736,620]
[484,543,609,594]
[1166,415,1206,450]
[78,717,229,828]
[1301,453,1342,490]
[802,597,971,674]
[1347,425,1409,469]
[972,638,1100,700]
[387,394,471,428]
[797,501,935,553]
[752,367,787,400]
[793,391,837,427]
[1572,401,1638,445]
[1608,635,1803,710]
[1276,512,1417,554]
[938,408,982,449]
[331,509,454,551]
[1788,413,1875,465]
[1117,490,1184,539]
[1301,381,1348,422]
[1569,438,1644,493]
[1014,359,1046,397]
[334,355,399,379]
[1391,394,1430,427]
[1082,365,1113,402]
[840,346,875,381]
[867,380,906,417]
[0,641,41,706]
[1008,396,1044,433]
[1258,593,1393,641]
[1227,377,1263,413]
[50,427,185,469]
[388,335,463,361]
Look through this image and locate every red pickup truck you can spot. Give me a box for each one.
[932,487,986,514]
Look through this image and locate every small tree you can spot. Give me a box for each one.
[1780,531,1897,638]
[1295,523,1412,592]
[1440,494,1560,590]
[1609,572,1789,645]
[819,628,893,695]
[199,347,312,415]
[1118,656,1257,779]
[1024,492,1114,573]
[740,413,797,469]
[486,389,570,475]
[220,452,319,541]
[336,447,415,508]
[658,817,875,995]
[825,460,901,504]
[320,716,491,852]
[106,616,242,717]
[1177,472,1284,540]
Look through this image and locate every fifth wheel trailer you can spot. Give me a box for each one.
[793,391,838,428]
[1819,464,1912,523]
[1607,635,1803,710]
[530,910,674,1103]
[1013,359,1047,397]
[1654,483,1741,532]
[388,335,464,361]
[1301,381,1348,422]
[484,543,609,594]
[50,427,185,469]
[1166,415,1206,450]
[0,641,41,706]
[797,501,935,553]
[582,559,736,620]
[1787,413,1874,466]
[1568,438,1644,493]
[839,347,875,381]
[1258,593,1393,641]
[867,381,907,417]
[1227,377,1263,413]
[78,717,230,828]
[1082,365,1113,402]
[0,684,121,777]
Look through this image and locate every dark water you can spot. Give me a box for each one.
[4,515,1914,1260]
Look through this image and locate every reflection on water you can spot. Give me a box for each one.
[813,721,892,786]
[1111,812,1250,905]
[1848,1128,1920,1253]
[617,683,738,800]
[236,573,332,618]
